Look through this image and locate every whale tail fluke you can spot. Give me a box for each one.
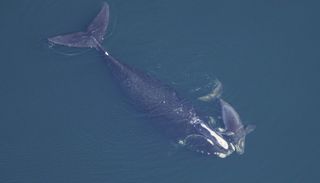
[48,2,109,49]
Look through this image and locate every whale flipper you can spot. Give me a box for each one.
[220,99,243,132]
[220,99,255,154]
[48,2,109,49]
[198,79,223,102]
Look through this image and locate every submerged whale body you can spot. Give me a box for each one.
[48,2,255,158]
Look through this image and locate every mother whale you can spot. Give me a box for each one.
[48,2,255,158]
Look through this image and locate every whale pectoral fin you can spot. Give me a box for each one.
[198,79,223,102]
[219,99,256,155]
[220,99,243,132]
[198,95,212,102]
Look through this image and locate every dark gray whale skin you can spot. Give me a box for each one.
[101,53,230,156]
[48,2,253,157]
[106,54,197,134]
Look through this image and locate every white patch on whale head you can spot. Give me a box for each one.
[214,152,228,158]
[200,123,229,150]
[178,139,185,145]
[206,138,214,145]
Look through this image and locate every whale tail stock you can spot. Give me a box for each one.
[48,2,109,50]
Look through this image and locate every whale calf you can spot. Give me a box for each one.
[48,2,254,158]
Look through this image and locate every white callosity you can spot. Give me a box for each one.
[206,138,214,145]
[200,123,229,150]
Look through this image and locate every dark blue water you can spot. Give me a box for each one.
[1,0,319,182]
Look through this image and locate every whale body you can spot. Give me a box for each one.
[48,2,254,158]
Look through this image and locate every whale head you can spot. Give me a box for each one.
[184,117,237,158]
[182,132,234,158]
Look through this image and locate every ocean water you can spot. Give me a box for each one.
[0,0,319,182]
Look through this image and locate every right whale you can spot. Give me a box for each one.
[47,2,255,158]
